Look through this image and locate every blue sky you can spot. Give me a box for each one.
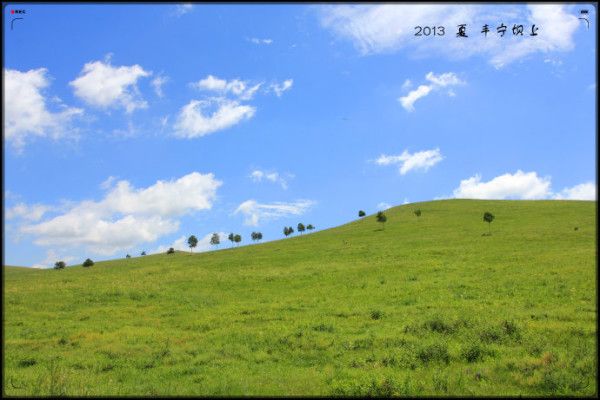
[4,3,597,267]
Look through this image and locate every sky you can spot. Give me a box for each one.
[3,3,597,268]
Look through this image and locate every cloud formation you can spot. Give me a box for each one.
[376,148,443,175]
[175,75,292,138]
[234,199,315,226]
[399,72,464,111]
[453,170,551,199]
[151,75,169,97]
[70,58,151,113]
[4,68,83,149]
[249,169,293,189]
[248,38,274,45]
[269,79,294,97]
[172,4,193,17]
[174,98,256,138]
[320,4,580,68]
[190,75,262,101]
[21,172,222,255]
[6,203,51,222]
[552,182,596,200]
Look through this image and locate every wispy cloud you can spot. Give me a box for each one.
[172,4,193,17]
[269,79,294,97]
[234,199,315,226]
[375,148,443,175]
[320,4,580,68]
[248,37,274,45]
[151,75,169,98]
[249,169,293,189]
[377,202,391,210]
[399,72,464,111]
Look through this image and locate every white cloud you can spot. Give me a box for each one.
[32,249,76,269]
[100,176,118,190]
[173,4,193,17]
[399,72,464,111]
[399,85,433,112]
[249,169,292,189]
[151,75,169,98]
[552,182,596,200]
[320,4,580,68]
[6,203,50,222]
[190,75,262,101]
[69,59,151,113]
[270,79,294,97]
[249,38,274,45]
[177,75,291,139]
[4,68,83,149]
[377,202,391,210]
[449,171,596,201]
[401,79,412,90]
[152,235,187,254]
[234,199,315,226]
[425,71,463,87]
[376,148,443,175]
[174,98,255,138]
[21,172,222,255]
[453,170,552,199]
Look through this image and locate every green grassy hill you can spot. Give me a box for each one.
[3,199,597,396]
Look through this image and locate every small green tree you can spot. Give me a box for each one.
[298,223,306,234]
[228,233,235,247]
[358,210,366,217]
[306,224,314,231]
[283,227,290,237]
[54,261,66,270]
[187,235,198,252]
[376,211,387,230]
[234,234,242,246]
[126,254,131,258]
[141,251,146,256]
[251,232,262,243]
[82,258,94,268]
[166,248,175,254]
[483,212,495,235]
[210,233,220,249]
[414,209,422,217]
[288,226,294,236]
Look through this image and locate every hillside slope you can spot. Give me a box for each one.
[4,199,597,396]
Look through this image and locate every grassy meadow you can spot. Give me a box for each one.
[3,199,597,396]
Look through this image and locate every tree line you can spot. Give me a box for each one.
[53,207,498,268]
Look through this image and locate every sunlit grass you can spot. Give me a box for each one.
[4,199,596,396]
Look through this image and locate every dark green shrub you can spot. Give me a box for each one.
[462,344,484,363]
[418,343,450,364]
[82,258,94,267]
[370,310,383,320]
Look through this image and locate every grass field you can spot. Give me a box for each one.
[3,199,597,396]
